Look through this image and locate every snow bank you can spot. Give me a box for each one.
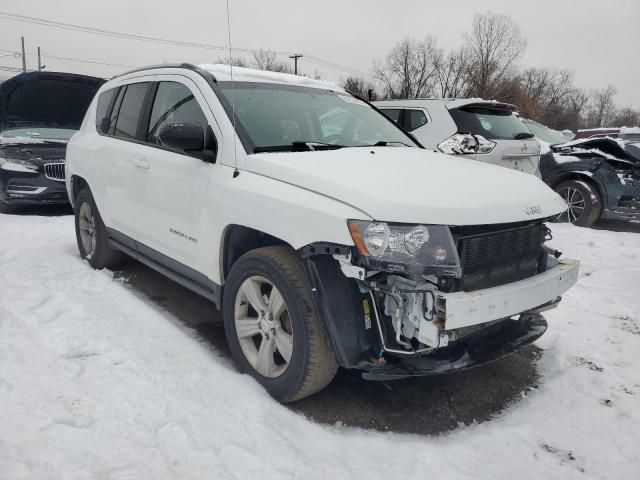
[0,214,639,479]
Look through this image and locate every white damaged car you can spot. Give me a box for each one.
[65,64,579,402]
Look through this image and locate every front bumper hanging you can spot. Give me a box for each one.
[362,313,547,380]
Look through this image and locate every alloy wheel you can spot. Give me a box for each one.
[557,186,586,223]
[234,275,293,378]
[78,201,97,257]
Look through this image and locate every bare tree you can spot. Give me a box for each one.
[216,55,249,68]
[464,12,527,98]
[433,46,471,98]
[373,37,439,99]
[252,49,292,73]
[612,107,640,127]
[341,75,377,99]
[586,85,617,128]
[517,67,576,126]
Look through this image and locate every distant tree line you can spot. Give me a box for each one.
[215,12,637,132]
[341,12,639,132]
[217,49,324,80]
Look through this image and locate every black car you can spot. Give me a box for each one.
[539,136,640,227]
[0,71,104,212]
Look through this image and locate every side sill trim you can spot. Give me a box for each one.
[106,227,221,308]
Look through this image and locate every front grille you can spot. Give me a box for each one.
[455,222,545,292]
[44,163,65,182]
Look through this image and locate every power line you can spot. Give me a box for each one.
[0,11,370,78]
[305,56,368,77]
[0,48,136,69]
[0,11,292,56]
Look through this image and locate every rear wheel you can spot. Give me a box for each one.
[74,188,123,269]
[554,180,602,227]
[223,246,337,402]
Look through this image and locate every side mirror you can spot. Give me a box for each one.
[158,122,204,151]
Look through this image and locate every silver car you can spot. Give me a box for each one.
[374,99,542,177]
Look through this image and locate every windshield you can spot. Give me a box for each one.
[449,106,534,141]
[216,82,418,152]
[0,127,76,141]
[523,121,569,145]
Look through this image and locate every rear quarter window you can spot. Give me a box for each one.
[95,88,118,134]
[406,109,428,131]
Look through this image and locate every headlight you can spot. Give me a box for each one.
[0,157,39,172]
[348,220,461,274]
[437,133,496,155]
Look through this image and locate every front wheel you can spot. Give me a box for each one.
[0,201,15,214]
[223,246,337,402]
[554,179,602,227]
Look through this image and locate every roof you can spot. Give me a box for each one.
[198,64,344,92]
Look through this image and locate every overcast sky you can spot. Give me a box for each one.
[1,0,638,107]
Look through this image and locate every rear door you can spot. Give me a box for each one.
[96,78,155,237]
[449,105,541,176]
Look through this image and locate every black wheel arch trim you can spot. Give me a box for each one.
[302,254,380,368]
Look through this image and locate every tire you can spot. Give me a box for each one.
[223,246,338,402]
[0,201,14,214]
[554,179,602,227]
[74,188,123,270]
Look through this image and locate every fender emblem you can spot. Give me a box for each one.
[524,205,542,215]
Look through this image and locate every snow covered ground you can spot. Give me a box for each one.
[0,213,639,480]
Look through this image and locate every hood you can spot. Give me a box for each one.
[0,71,104,132]
[0,140,66,165]
[245,147,566,225]
[554,137,640,166]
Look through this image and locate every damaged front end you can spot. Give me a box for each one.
[301,220,579,380]
[543,138,640,221]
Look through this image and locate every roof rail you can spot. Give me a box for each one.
[111,63,217,83]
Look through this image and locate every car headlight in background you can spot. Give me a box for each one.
[437,133,496,155]
[348,220,461,273]
[0,157,39,172]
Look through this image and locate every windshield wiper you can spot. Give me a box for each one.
[514,132,535,140]
[372,140,412,147]
[253,141,345,153]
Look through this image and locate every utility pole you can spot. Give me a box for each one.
[21,36,26,72]
[37,47,42,71]
[288,53,303,75]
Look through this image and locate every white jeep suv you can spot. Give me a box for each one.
[66,64,579,402]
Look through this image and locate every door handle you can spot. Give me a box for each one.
[133,158,150,169]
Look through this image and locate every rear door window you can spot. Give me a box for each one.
[449,107,532,140]
[113,82,151,140]
[147,82,208,145]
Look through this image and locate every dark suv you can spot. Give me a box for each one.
[0,71,104,212]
